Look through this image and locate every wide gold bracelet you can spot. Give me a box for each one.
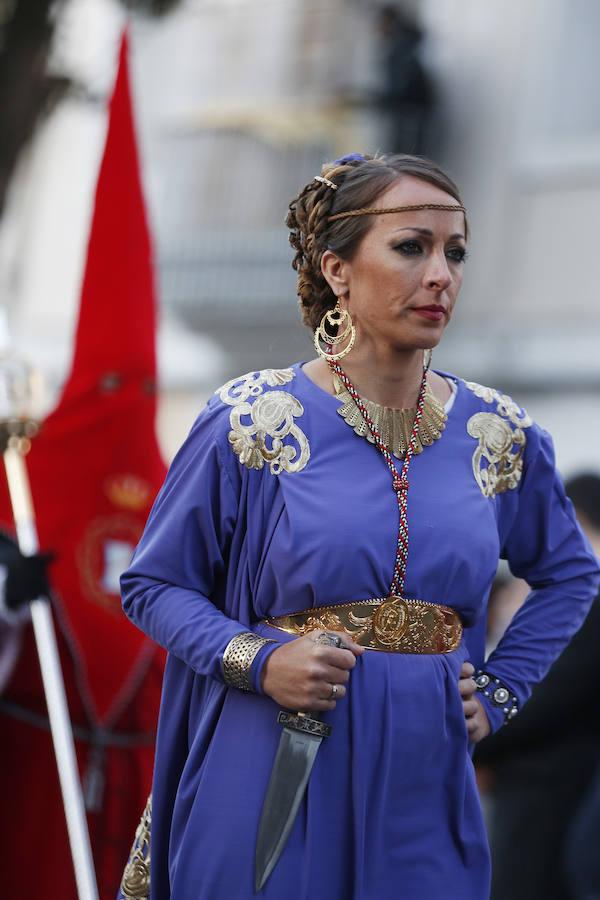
[222,632,275,692]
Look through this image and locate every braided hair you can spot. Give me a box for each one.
[286,153,465,331]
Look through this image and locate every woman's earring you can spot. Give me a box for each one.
[424,349,433,371]
[314,301,356,362]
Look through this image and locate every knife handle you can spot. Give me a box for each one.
[276,632,342,737]
[277,710,332,738]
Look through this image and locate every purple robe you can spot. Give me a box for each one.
[120,364,600,899]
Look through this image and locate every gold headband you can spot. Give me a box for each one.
[328,203,466,222]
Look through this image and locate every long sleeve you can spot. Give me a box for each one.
[120,400,251,683]
[475,593,600,763]
[480,427,600,732]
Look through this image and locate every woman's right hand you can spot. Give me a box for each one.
[261,630,364,711]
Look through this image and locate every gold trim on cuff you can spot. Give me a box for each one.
[222,632,275,692]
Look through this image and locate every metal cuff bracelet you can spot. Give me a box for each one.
[222,632,275,692]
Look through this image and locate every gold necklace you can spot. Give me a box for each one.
[332,372,447,458]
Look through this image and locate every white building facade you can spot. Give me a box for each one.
[1,0,598,466]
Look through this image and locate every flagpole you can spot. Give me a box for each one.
[1,426,99,900]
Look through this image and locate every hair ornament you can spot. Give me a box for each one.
[314,175,338,191]
[332,152,366,165]
[328,202,466,223]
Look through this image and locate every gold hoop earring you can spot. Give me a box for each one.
[314,301,356,361]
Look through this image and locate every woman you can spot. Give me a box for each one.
[118,153,599,899]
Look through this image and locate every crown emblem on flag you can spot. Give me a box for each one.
[104,474,153,511]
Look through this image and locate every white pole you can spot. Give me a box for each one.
[3,446,99,900]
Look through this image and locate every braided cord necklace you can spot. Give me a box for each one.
[326,358,429,641]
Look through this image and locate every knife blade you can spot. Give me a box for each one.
[255,632,341,892]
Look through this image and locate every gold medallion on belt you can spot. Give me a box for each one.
[371,595,410,649]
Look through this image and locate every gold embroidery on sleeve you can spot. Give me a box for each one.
[120,795,151,899]
[216,369,310,475]
[465,382,532,497]
[218,368,295,405]
[465,382,532,429]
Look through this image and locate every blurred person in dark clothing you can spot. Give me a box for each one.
[563,475,600,900]
[0,532,51,691]
[476,472,600,900]
[565,755,600,899]
[374,5,436,155]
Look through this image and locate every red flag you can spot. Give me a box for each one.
[26,29,165,720]
[0,31,166,899]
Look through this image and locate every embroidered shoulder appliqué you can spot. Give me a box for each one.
[465,381,532,498]
[216,368,310,475]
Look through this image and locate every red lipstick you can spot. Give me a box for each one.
[412,305,447,322]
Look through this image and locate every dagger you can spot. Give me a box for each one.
[255,632,342,892]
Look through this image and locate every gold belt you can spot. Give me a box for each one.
[264,596,463,654]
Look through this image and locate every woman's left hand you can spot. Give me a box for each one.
[459,661,491,743]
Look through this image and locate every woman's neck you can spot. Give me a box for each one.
[337,345,426,409]
[303,347,451,409]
